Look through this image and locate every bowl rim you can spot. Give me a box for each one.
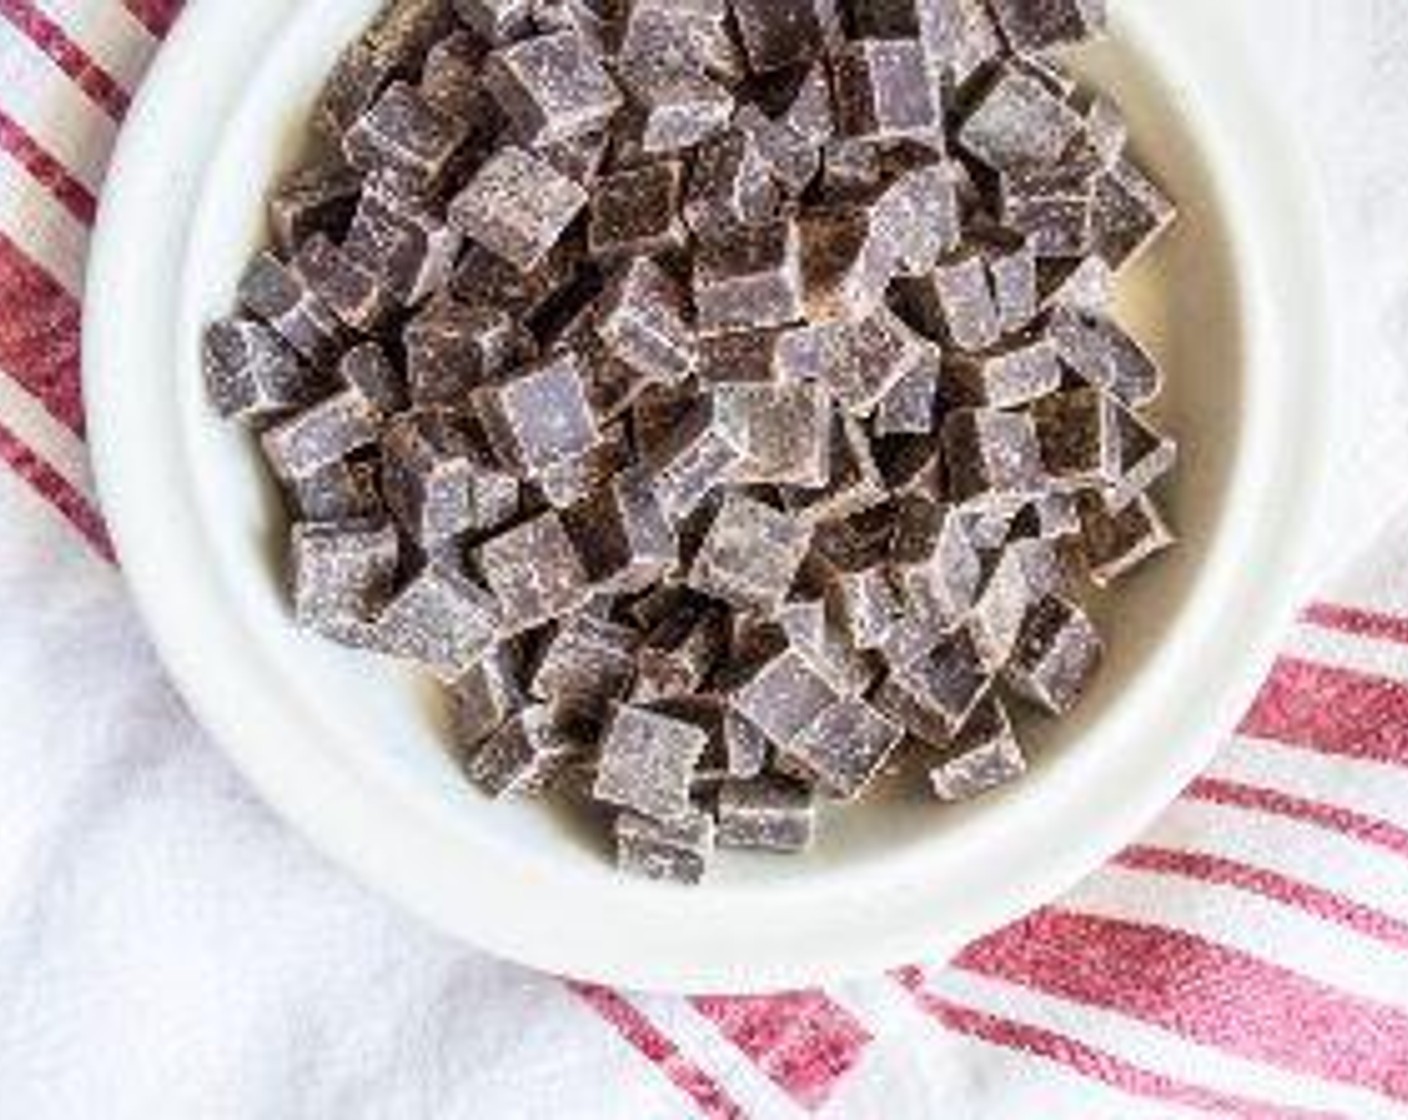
[84,0,1331,992]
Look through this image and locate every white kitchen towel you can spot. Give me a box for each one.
[4,2,1408,1117]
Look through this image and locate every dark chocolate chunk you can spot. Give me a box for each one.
[831,39,942,143]
[453,0,535,43]
[237,251,346,368]
[1091,156,1177,271]
[1003,593,1102,714]
[563,467,679,593]
[987,0,1106,54]
[287,457,385,523]
[269,163,363,256]
[474,351,602,478]
[716,775,816,852]
[714,381,831,487]
[615,809,715,884]
[261,388,383,481]
[203,316,322,420]
[729,0,828,73]
[873,627,989,742]
[466,705,581,796]
[1075,490,1175,587]
[693,217,804,335]
[588,161,687,259]
[343,173,464,308]
[632,603,727,701]
[616,62,734,155]
[941,407,1045,505]
[593,703,709,822]
[594,258,696,387]
[531,613,639,725]
[642,396,746,521]
[730,647,841,750]
[929,692,1025,801]
[483,28,624,145]
[343,80,467,187]
[452,641,527,750]
[776,307,930,416]
[373,561,503,680]
[292,234,396,334]
[949,335,1063,408]
[782,697,904,800]
[688,493,814,614]
[1049,306,1162,407]
[404,295,531,404]
[449,145,590,272]
[959,66,1085,172]
[682,130,781,238]
[289,519,400,648]
[873,350,940,436]
[419,30,489,118]
[474,511,592,632]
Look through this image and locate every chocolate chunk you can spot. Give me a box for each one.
[1091,156,1177,271]
[873,627,989,742]
[1003,593,1102,714]
[237,251,345,368]
[776,598,879,695]
[203,316,321,420]
[563,467,679,593]
[616,62,734,155]
[632,603,727,701]
[466,705,581,796]
[777,306,930,415]
[343,173,464,307]
[1038,253,1113,314]
[535,419,632,509]
[975,227,1039,335]
[959,66,1085,172]
[1081,93,1129,169]
[876,433,946,497]
[450,235,583,320]
[261,388,383,481]
[969,537,1072,668]
[697,330,783,384]
[832,39,941,143]
[949,335,1063,408]
[287,457,384,523]
[694,217,804,335]
[484,29,623,145]
[593,703,709,822]
[716,775,816,852]
[538,128,612,184]
[289,519,400,647]
[595,258,696,386]
[873,351,940,436]
[382,408,519,544]
[373,561,502,680]
[730,0,828,72]
[681,130,781,239]
[730,647,841,750]
[929,693,1025,802]
[1104,403,1176,509]
[617,0,741,82]
[269,163,362,256]
[798,205,894,322]
[987,0,1106,54]
[339,343,408,414]
[473,351,601,478]
[890,496,985,624]
[1049,306,1162,406]
[419,30,489,117]
[452,641,526,750]
[531,613,639,725]
[292,234,395,334]
[1075,490,1174,587]
[782,413,886,525]
[927,0,1003,90]
[404,295,531,404]
[894,253,1001,353]
[714,381,831,487]
[734,92,824,198]
[588,161,687,259]
[343,81,467,187]
[450,145,590,271]
[474,511,591,632]
[782,697,903,800]
[615,808,715,884]
[689,493,813,613]
[1000,164,1095,257]
[941,407,1045,505]
[871,160,963,275]
[453,0,535,43]
[643,396,746,521]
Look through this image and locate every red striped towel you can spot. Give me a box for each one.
[3,3,1405,1117]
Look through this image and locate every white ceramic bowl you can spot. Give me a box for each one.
[85,0,1329,992]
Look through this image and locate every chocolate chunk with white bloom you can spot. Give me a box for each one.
[1049,306,1162,406]
[466,705,581,797]
[452,642,526,750]
[473,512,591,633]
[942,407,1045,505]
[688,493,813,614]
[593,703,710,822]
[405,295,531,404]
[1002,594,1102,715]
[343,173,463,308]
[729,0,830,73]
[450,146,589,272]
[782,697,904,800]
[874,626,989,741]
[203,316,322,420]
[831,39,941,143]
[473,351,601,479]
[929,693,1025,802]
[694,217,804,335]
[1076,490,1175,587]
[716,775,816,852]
[269,162,363,256]
[262,388,384,481]
[986,0,1106,55]
[959,66,1085,172]
[483,28,623,145]
[588,162,688,259]
[238,251,346,368]
[373,562,502,680]
[531,613,639,726]
[615,809,715,884]
[289,520,400,648]
[343,81,467,187]
[562,468,678,594]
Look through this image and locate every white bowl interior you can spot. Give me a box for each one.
[177,6,1240,894]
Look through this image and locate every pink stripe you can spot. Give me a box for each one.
[1187,777,1408,864]
[0,106,96,224]
[895,969,1342,1120]
[1239,657,1408,767]
[1303,602,1408,648]
[565,983,746,1120]
[0,0,130,119]
[690,992,872,1111]
[0,420,111,561]
[956,909,1408,1102]
[1115,845,1408,951]
[122,0,181,39]
[0,232,84,436]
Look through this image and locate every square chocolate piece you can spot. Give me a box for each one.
[593,703,709,822]
[453,0,534,43]
[798,205,895,324]
[466,705,580,797]
[382,409,519,545]
[419,30,489,118]
[949,335,1063,409]
[203,316,322,420]
[237,251,345,369]
[729,0,828,73]
[782,413,887,525]
[1003,594,1103,715]
[1091,156,1177,272]
[531,613,640,726]
[688,493,814,614]
[642,397,746,521]
[474,511,591,633]
[778,306,931,416]
[269,162,362,256]
[730,648,841,750]
[404,296,530,404]
[474,351,601,478]
[941,407,1045,505]
[831,40,941,143]
[1075,490,1175,587]
[374,562,503,681]
[782,697,904,800]
[452,641,527,750]
[1000,164,1096,257]
[693,218,804,335]
[261,388,383,481]
[287,457,384,524]
[632,603,727,702]
[343,81,467,187]
[958,67,1085,172]
[1049,307,1162,407]
[714,381,831,488]
[968,537,1072,668]
[292,234,396,334]
[563,467,679,593]
[697,330,784,385]
[343,173,464,308]
[873,627,989,743]
[615,809,715,884]
[617,63,734,155]
[339,342,408,414]
[594,258,696,387]
[873,352,940,436]
[682,129,781,239]
[987,0,1106,54]
[716,776,816,852]
[450,146,590,272]
[890,496,985,624]
[483,29,624,145]
[895,253,1001,353]
[929,693,1026,802]
[289,520,400,648]
[588,162,687,259]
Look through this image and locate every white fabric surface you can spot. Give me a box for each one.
[5,2,1408,1117]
